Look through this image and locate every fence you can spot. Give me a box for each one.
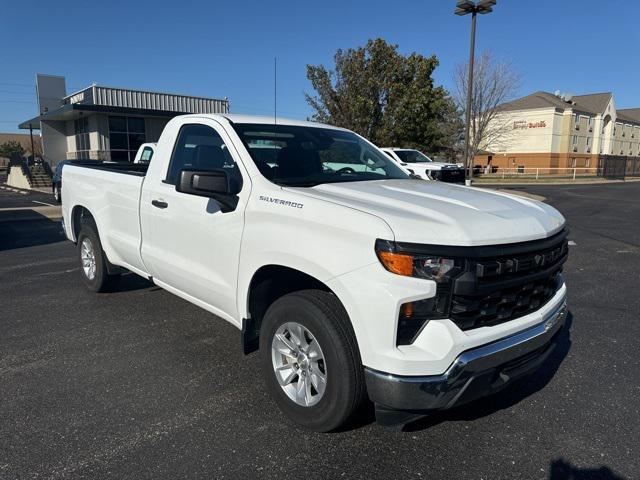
[478,167,600,181]
[476,156,640,181]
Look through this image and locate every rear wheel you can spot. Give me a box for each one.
[259,290,365,432]
[77,221,119,292]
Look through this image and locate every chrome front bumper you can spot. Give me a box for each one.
[365,299,568,412]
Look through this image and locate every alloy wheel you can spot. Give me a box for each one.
[271,322,327,407]
[81,238,96,280]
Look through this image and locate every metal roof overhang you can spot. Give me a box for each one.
[19,103,193,130]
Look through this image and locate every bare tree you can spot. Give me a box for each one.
[454,51,521,168]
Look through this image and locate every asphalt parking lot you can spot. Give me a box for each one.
[1,182,638,479]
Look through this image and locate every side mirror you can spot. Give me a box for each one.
[176,169,240,196]
[176,169,241,212]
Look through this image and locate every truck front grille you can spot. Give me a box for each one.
[447,230,568,330]
[450,272,563,330]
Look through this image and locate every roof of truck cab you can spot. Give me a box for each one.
[178,113,348,131]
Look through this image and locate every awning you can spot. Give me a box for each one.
[19,103,193,130]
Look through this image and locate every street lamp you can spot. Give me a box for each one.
[455,0,496,186]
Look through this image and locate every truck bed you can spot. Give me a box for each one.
[63,161,148,274]
[68,160,149,176]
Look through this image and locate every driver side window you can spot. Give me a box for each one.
[166,124,242,188]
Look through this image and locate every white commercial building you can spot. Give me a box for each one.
[19,74,229,166]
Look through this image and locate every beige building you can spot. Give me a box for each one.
[475,91,640,171]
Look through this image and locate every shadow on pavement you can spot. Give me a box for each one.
[106,271,155,293]
[0,210,65,251]
[549,458,627,480]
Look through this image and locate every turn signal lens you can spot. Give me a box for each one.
[377,251,414,276]
[401,302,414,318]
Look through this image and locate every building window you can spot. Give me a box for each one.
[108,116,146,162]
[572,135,577,145]
[586,137,590,146]
[74,117,90,159]
[588,117,593,131]
[570,157,577,168]
[586,157,590,167]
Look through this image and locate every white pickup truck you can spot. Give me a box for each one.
[381,147,466,184]
[62,114,568,431]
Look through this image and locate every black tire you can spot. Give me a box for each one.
[53,184,61,203]
[259,289,366,432]
[77,220,119,292]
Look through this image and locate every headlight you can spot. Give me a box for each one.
[375,240,464,345]
[375,240,463,282]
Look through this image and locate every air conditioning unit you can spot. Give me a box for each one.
[586,147,591,153]
[575,124,580,130]
[589,126,593,132]
[573,145,578,152]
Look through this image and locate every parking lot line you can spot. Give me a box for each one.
[32,200,56,207]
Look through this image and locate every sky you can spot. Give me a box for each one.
[0,0,638,133]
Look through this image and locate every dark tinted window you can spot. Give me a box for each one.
[166,124,242,188]
[108,116,127,132]
[110,133,128,150]
[74,117,90,159]
[231,124,408,186]
[394,150,433,163]
[128,117,146,133]
[108,116,146,162]
[110,150,129,162]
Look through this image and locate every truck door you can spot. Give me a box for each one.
[140,120,248,323]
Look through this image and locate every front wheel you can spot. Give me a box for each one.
[259,290,366,432]
[53,184,61,203]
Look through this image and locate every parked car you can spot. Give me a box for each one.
[51,160,72,203]
[381,148,466,184]
[133,143,156,164]
[61,114,568,431]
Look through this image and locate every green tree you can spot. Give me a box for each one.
[0,140,25,158]
[305,38,461,155]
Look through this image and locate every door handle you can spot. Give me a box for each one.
[151,199,168,209]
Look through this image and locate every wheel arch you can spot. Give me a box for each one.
[70,204,96,243]
[242,264,347,354]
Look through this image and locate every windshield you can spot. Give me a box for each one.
[394,149,433,163]
[231,123,409,187]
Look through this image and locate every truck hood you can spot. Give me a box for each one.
[289,180,565,246]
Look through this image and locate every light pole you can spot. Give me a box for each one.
[455,0,496,186]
